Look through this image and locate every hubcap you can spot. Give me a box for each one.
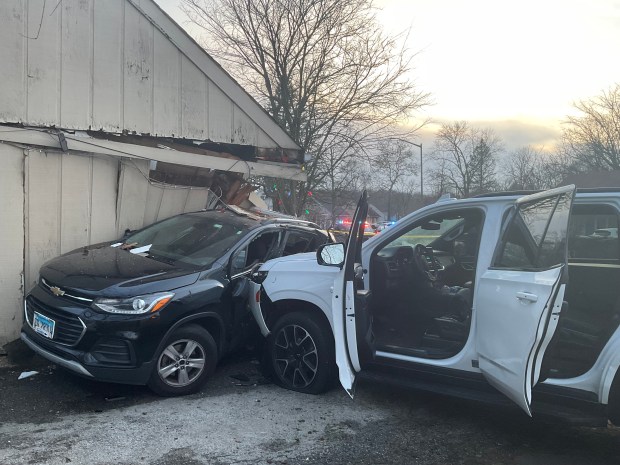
[273,324,318,389]
[157,339,206,387]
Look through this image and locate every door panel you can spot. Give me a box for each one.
[332,191,368,394]
[476,185,575,416]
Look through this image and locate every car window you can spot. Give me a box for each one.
[231,231,282,275]
[568,204,620,262]
[378,209,483,255]
[124,213,250,269]
[494,192,571,270]
[282,230,315,256]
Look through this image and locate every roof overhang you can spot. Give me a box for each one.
[0,127,306,181]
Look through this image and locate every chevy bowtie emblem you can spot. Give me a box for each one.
[50,286,65,297]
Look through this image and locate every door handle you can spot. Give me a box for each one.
[516,291,538,303]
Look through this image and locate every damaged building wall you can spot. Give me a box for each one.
[0,144,212,344]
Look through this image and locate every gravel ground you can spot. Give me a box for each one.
[1,342,619,465]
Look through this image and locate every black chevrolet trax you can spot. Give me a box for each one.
[21,207,330,396]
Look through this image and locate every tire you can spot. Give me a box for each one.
[267,311,336,394]
[147,324,218,397]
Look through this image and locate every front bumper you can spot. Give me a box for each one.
[21,283,165,385]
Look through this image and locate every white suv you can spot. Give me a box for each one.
[250,186,620,425]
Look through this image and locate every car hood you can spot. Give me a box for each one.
[39,245,200,298]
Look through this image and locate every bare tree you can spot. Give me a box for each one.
[502,146,549,190]
[429,122,501,197]
[562,83,620,171]
[370,139,417,220]
[182,0,430,215]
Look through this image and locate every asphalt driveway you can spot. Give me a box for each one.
[1,341,619,465]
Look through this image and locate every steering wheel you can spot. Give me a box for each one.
[413,244,438,282]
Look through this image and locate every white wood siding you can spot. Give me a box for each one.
[0,0,289,150]
[0,145,25,344]
[0,146,211,344]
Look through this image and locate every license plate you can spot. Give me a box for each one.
[32,311,55,339]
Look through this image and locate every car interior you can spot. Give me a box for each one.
[368,209,484,359]
[543,203,620,379]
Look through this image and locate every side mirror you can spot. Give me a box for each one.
[317,243,345,267]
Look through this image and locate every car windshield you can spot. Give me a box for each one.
[122,213,251,269]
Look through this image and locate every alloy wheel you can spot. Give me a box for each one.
[157,338,206,387]
[273,324,319,389]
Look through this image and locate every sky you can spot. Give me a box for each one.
[157,0,620,154]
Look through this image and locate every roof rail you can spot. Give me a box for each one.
[262,218,321,229]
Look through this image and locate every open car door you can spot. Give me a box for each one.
[476,185,576,416]
[331,191,369,396]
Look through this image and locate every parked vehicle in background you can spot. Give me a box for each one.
[250,187,620,425]
[21,206,331,396]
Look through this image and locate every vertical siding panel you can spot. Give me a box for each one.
[184,190,210,212]
[153,30,180,136]
[116,160,149,235]
[257,129,278,149]
[124,3,154,134]
[143,183,164,226]
[60,0,92,128]
[26,0,61,126]
[232,106,258,146]
[207,81,233,142]
[26,150,61,291]
[90,156,120,244]
[0,145,25,343]
[181,56,206,139]
[60,153,91,253]
[156,188,191,221]
[0,0,26,122]
[92,0,123,131]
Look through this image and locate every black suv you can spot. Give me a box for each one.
[21,206,330,396]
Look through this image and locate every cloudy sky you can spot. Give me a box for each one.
[157,0,620,153]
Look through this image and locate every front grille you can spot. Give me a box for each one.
[90,338,132,365]
[40,278,93,303]
[25,297,86,346]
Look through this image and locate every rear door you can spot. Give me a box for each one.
[331,191,369,395]
[476,185,576,415]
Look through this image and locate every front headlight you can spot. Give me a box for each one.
[92,292,174,314]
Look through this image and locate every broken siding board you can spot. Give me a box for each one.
[208,81,233,142]
[116,160,150,235]
[92,0,123,131]
[60,153,92,253]
[232,106,258,146]
[26,0,61,126]
[181,55,207,139]
[0,145,25,344]
[123,3,154,134]
[25,150,62,292]
[153,29,181,136]
[90,156,119,244]
[60,0,92,129]
[0,0,26,123]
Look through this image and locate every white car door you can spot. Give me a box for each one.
[476,185,576,416]
[331,191,368,395]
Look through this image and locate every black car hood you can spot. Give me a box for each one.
[39,245,201,297]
